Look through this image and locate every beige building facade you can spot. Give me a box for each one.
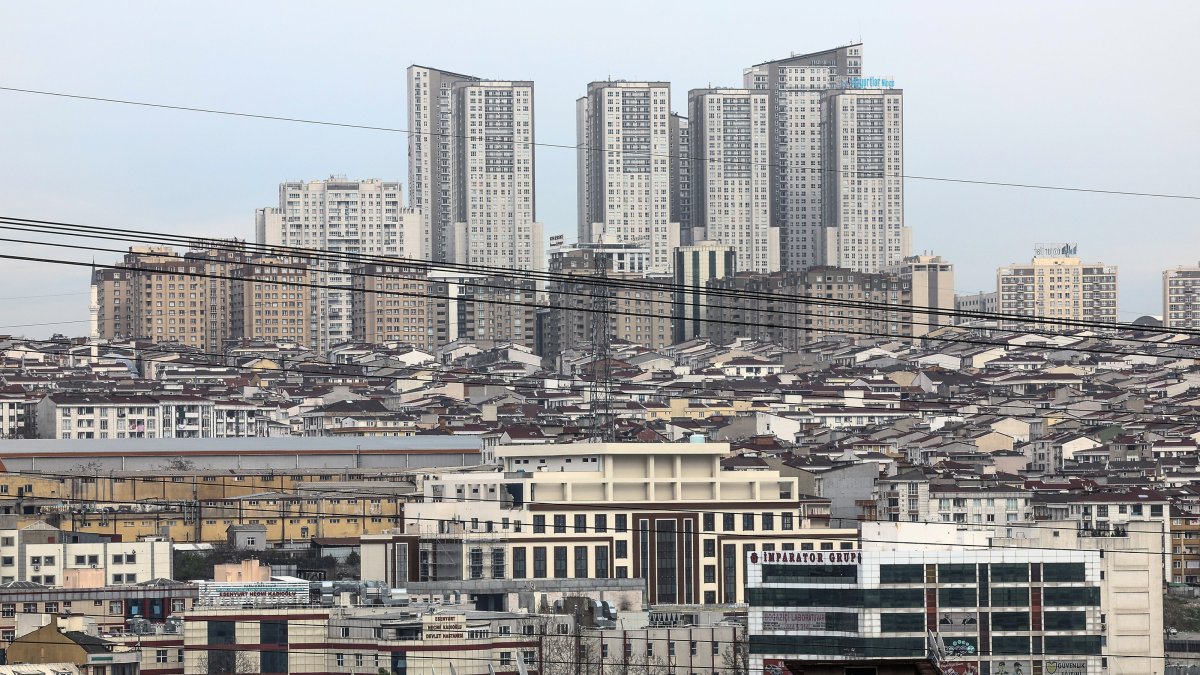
[1163,263,1200,329]
[997,245,1119,329]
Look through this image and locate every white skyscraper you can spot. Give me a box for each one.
[578,81,680,273]
[451,80,543,270]
[409,66,541,272]
[744,44,864,271]
[688,88,778,273]
[820,86,908,271]
[255,177,421,353]
[408,65,479,263]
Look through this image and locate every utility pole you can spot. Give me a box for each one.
[589,251,614,443]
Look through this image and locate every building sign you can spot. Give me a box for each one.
[196,581,309,607]
[939,662,979,675]
[753,550,859,565]
[1034,243,1078,257]
[993,661,1031,675]
[422,613,467,641]
[945,638,977,658]
[1045,661,1087,675]
[835,75,896,89]
[761,611,827,631]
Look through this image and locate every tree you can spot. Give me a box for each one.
[161,456,196,472]
[721,626,749,675]
[202,649,256,674]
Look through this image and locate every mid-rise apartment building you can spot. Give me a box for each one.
[956,290,999,323]
[229,256,313,346]
[688,88,777,273]
[351,264,449,352]
[887,254,954,337]
[820,86,908,272]
[34,393,253,440]
[541,246,673,357]
[1163,263,1200,329]
[578,81,680,272]
[0,521,172,588]
[255,177,419,353]
[997,245,1119,330]
[672,241,737,343]
[706,267,914,350]
[745,45,863,271]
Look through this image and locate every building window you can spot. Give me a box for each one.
[554,546,568,578]
[533,515,545,533]
[533,547,547,578]
[554,515,567,534]
[513,547,526,579]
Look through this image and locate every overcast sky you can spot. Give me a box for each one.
[1,0,1197,337]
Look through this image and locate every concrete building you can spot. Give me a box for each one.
[888,254,953,337]
[578,81,680,272]
[706,267,914,350]
[820,86,908,272]
[668,112,693,243]
[0,583,194,642]
[750,521,1164,675]
[351,263,449,351]
[745,44,863,271]
[408,65,479,264]
[1163,263,1200,330]
[688,88,778,273]
[997,244,1119,330]
[0,520,172,588]
[672,241,738,343]
[956,290,999,323]
[365,442,851,607]
[255,177,419,353]
[542,246,673,357]
[34,393,240,440]
[229,256,313,346]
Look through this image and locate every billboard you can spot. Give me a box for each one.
[196,581,310,607]
[761,611,828,632]
[993,661,1032,675]
[936,611,979,632]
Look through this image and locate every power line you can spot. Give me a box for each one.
[0,231,1195,364]
[6,214,1197,339]
[2,85,1198,202]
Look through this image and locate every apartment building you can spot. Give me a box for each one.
[888,254,954,336]
[229,256,313,346]
[668,112,693,243]
[409,65,480,263]
[820,86,908,272]
[0,521,172,588]
[748,525,1162,675]
[1163,263,1200,329]
[351,264,449,351]
[688,88,777,273]
[255,177,419,353]
[705,267,914,350]
[745,44,863,271]
[450,80,543,271]
[578,81,680,272]
[956,290,999,323]
[33,394,241,440]
[365,443,851,606]
[672,241,737,343]
[541,246,673,357]
[997,245,1119,330]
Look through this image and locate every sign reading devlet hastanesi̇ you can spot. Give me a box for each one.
[422,614,467,641]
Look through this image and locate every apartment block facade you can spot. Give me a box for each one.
[668,112,693,243]
[745,45,863,271]
[997,247,1119,330]
[229,257,313,346]
[706,267,914,350]
[820,87,908,272]
[1163,263,1200,329]
[888,254,954,337]
[34,393,255,440]
[688,88,778,273]
[578,81,680,272]
[351,264,449,352]
[255,178,418,353]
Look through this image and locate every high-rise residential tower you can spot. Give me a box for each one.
[408,65,479,263]
[450,79,543,270]
[688,88,778,273]
[668,112,693,243]
[1163,263,1200,329]
[578,81,680,272]
[255,178,420,353]
[820,86,908,272]
[745,45,864,271]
